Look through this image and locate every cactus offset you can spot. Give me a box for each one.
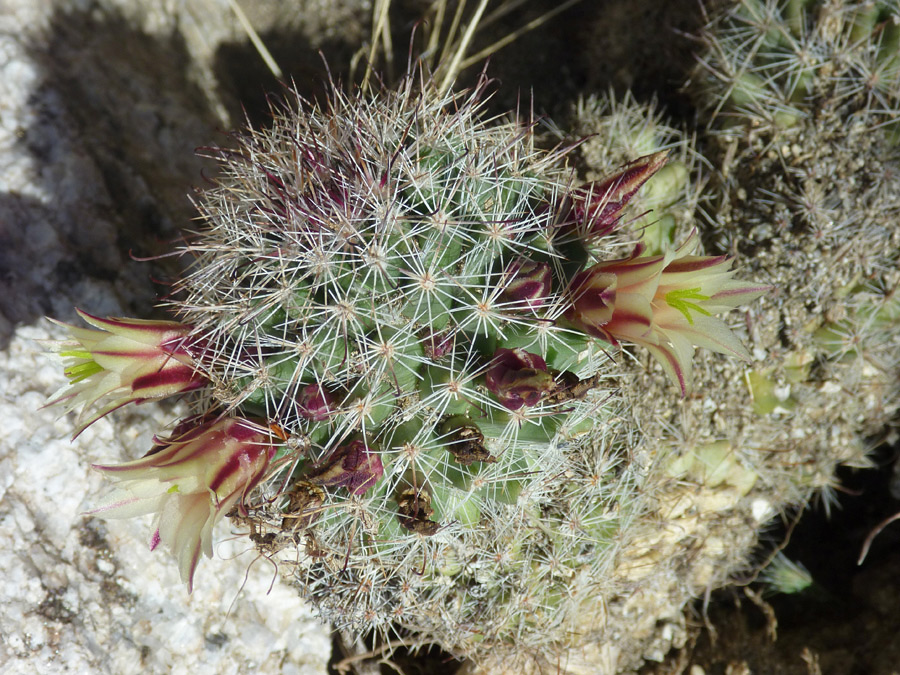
[691,0,900,449]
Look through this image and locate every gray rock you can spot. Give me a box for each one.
[0,0,374,671]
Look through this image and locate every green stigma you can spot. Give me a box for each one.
[665,287,712,325]
[63,358,104,382]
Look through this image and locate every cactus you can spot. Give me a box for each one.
[171,75,655,654]
[690,0,900,446]
[533,4,900,669]
[36,2,900,672]
[694,0,900,136]
[43,60,769,669]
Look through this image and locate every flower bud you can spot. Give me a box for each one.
[295,382,339,421]
[485,348,555,411]
[420,328,456,360]
[500,258,552,311]
[572,151,669,237]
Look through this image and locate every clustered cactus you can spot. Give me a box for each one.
[47,67,767,666]
[518,0,899,670]
[689,0,900,506]
[47,0,900,671]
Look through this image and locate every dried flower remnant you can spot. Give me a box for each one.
[440,414,495,465]
[306,439,384,495]
[88,416,277,591]
[567,231,768,394]
[396,487,440,536]
[46,310,206,435]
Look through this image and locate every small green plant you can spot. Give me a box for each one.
[759,552,813,596]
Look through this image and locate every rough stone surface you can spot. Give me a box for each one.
[0,0,361,671]
[0,323,331,674]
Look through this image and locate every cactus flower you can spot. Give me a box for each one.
[46,310,206,435]
[307,439,384,495]
[88,416,277,591]
[567,231,768,394]
[485,348,556,410]
[571,151,669,238]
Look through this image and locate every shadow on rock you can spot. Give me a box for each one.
[214,28,357,126]
[3,6,229,346]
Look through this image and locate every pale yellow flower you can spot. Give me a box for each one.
[88,417,277,591]
[567,231,768,393]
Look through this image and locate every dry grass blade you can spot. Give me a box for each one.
[363,0,395,90]
[226,0,283,79]
[458,0,585,71]
[438,0,491,94]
